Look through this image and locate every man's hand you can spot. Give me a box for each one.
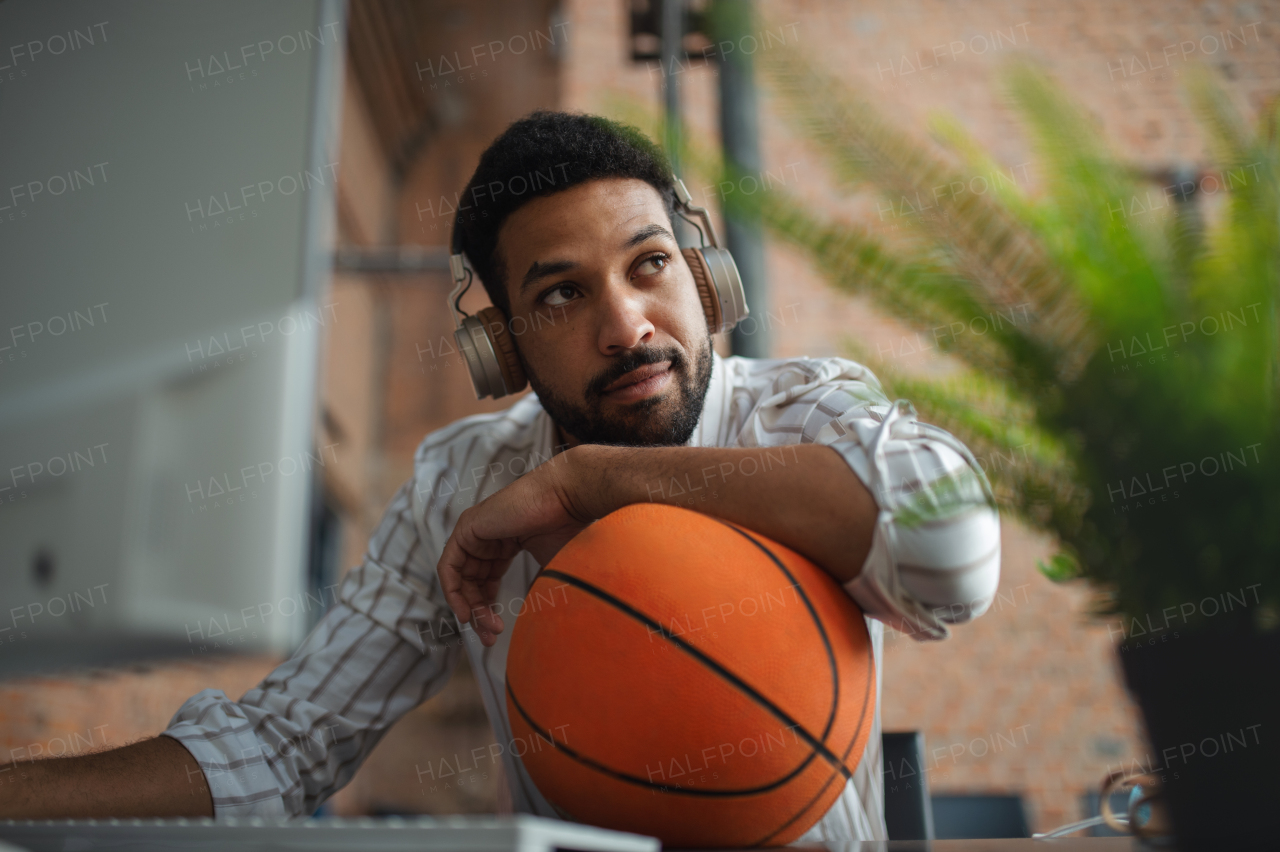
[436,447,590,647]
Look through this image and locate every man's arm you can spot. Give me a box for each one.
[438,358,1001,644]
[566,443,877,583]
[436,443,879,643]
[161,480,465,819]
[0,735,212,819]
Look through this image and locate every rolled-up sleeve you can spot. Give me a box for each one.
[741,357,1001,641]
[161,479,464,817]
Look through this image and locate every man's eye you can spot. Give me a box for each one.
[542,285,579,307]
[635,254,669,276]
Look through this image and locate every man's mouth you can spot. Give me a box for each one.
[602,361,673,402]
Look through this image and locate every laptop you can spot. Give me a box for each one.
[0,814,661,852]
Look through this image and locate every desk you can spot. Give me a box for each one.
[0,816,657,852]
[0,820,1154,852]
[787,841,1140,851]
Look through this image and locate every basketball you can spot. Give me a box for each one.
[505,502,876,848]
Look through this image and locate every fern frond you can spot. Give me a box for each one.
[755,33,1094,384]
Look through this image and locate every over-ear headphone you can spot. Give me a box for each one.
[446,176,750,400]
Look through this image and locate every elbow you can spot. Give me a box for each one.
[894,503,1002,625]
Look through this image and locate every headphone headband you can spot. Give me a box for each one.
[671,177,724,249]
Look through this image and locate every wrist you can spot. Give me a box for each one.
[557,443,626,521]
[551,443,602,522]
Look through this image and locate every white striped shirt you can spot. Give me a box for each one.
[162,351,1001,840]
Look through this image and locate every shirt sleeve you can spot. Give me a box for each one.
[161,478,465,818]
[739,357,1001,641]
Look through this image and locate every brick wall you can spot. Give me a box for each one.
[0,656,277,775]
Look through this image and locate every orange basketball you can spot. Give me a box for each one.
[506,502,876,848]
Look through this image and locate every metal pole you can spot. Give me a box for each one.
[659,0,682,175]
[659,0,697,246]
[713,0,768,358]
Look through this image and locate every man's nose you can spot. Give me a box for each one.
[597,286,656,354]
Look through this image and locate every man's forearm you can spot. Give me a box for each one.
[0,735,213,819]
[569,444,878,583]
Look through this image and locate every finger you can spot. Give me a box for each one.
[460,559,510,632]
[441,542,508,625]
[468,594,505,637]
[439,523,521,633]
[437,540,472,624]
[443,566,490,629]
[445,589,475,628]
[479,570,507,633]
[475,606,504,637]
[457,520,525,562]
[470,610,498,646]
[456,580,491,625]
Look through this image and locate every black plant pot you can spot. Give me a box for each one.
[1118,616,1280,850]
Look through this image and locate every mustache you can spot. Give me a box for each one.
[585,345,686,400]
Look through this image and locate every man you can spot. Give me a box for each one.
[1,111,1000,841]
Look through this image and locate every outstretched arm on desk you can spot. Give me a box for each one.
[0,735,213,819]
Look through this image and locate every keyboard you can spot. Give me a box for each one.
[0,814,661,852]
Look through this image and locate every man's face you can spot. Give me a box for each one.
[496,177,713,447]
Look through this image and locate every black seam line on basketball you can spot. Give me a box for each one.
[538,569,854,785]
[708,518,840,749]
[753,637,877,848]
[506,678,823,798]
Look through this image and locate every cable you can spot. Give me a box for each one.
[676,209,706,248]
[453,267,473,318]
[1032,814,1126,840]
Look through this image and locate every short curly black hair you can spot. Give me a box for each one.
[453,110,678,316]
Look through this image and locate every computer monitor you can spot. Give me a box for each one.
[0,0,345,674]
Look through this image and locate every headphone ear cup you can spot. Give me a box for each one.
[680,244,747,332]
[682,247,722,333]
[700,246,749,333]
[475,306,527,396]
[682,246,749,334]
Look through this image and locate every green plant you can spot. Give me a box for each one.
[606,40,1280,631]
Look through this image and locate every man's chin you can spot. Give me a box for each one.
[586,396,683,443]
[531,339,714,447]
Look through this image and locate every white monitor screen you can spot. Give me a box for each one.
[0,0,344,673]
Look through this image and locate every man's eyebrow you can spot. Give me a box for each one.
[623,222,674,249]
[518,223,675,297]
[519,259,577,296]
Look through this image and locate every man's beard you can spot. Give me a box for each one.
[524,338,714,447]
